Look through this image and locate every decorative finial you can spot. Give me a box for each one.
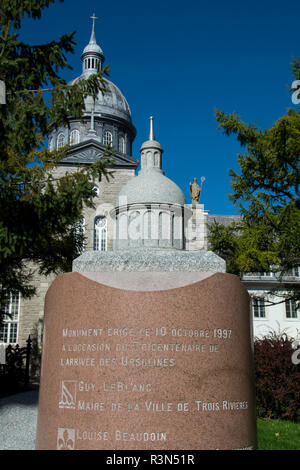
[149,116,155,141]
[89,13,98,44]
[90,13,98,27]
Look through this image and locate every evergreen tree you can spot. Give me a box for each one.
[0,1,114,320]
[209,58,300,303]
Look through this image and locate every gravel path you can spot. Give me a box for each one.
[0,390,38,450]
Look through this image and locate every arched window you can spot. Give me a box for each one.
[159,212,171,240]
[103,131,113,146]
[128,211,140,243]
[49,137,54,151]
[70,129,80,145]
[94,216,107,251]
[57,133,65,149]
[119,136,125,153]
[143,210,152,241]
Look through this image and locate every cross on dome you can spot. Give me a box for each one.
[89,13,99,45]
[90,13,98,22]
[89,13,98,42]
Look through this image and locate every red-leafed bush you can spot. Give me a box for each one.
[254,332,300,422]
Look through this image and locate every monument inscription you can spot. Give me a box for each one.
[36,271,257,450]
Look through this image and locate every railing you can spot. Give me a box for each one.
[0,335,32,394]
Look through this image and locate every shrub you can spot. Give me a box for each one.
[0,344,27,398]
[254,332,300,422]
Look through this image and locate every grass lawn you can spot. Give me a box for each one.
[257,418,300,450]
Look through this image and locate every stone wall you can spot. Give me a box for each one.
[17,166,135,347]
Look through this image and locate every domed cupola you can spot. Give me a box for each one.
[47,15,137,168]
[113,117,189,250]
[117,117,186,207]
[81,14,105,76]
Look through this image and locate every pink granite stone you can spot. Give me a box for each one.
[35,272,257,450]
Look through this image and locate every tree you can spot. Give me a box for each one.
[209,58,300,303]
[0,1,114,321]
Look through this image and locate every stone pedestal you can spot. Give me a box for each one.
[185,204,209,251]
[36,260,257,450]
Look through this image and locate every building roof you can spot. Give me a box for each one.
[207,214,242,226]
[59,139,138,169]
[68,77,132,122]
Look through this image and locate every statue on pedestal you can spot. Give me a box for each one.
[190,177,205,206]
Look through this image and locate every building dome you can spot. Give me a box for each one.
[82,41,103,56]
[48,16,136,156]
[113,117,188,251]
[68,15,132,123]
[68,76,132,122]
[118,170,186,206]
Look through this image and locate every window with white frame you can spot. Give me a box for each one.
[94,216,107,251]
[285,267,300,277]
[70,129,80,146]
[252,297,266,318]
[57,133,65,149]
[119,136,125,153]
[249,272,275,277]
[0,291,20,344]
[285,300,298,319]
[103,131,113,146]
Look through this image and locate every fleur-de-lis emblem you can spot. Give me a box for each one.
[57,428,75,450]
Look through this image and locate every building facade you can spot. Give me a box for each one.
[0,20,299,349]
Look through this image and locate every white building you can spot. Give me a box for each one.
[243,269,300,340]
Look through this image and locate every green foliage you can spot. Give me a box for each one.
[257,418,300,450]
[0,1,114,320]
[209,59,300,301]
[206,221,241,274]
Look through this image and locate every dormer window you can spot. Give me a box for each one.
[103,131,113,146]
[119,136,125,153]
[57,133,65,149]
[70,129,80,145]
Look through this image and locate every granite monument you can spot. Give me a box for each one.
[35,118,257,450]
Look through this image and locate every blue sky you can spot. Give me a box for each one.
[20,0,299,214]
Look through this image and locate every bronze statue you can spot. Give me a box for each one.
[189,177,205,206]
